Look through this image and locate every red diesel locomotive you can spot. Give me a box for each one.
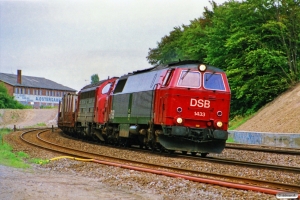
[58,60,231,156]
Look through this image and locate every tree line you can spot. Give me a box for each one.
[147,0,300,117]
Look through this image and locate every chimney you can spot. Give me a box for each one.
[17,70,22,84]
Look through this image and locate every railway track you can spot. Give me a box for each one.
[226,143,300,155]
[185,155,300,173]
[19,129,300,197]
[61,132,300,173]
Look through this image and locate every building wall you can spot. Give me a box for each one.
[12,86,75,108]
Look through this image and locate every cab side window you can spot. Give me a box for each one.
[162,70,174,87]
[102,83,112,94]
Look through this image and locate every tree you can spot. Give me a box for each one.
[147,0,300,117]
[91,74,99,84]
[147,26,184,65]
[205,0,299,116]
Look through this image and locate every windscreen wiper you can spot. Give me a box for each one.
[205,71,216,82]
[181,69,191,80]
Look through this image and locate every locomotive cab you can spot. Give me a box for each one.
[154,62,231,154]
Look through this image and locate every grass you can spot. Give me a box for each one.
[40,105,54,109]
[25,122,47,128]
[226,113,256,143]
[226,137,235,143]
[0,128,49,168]
[228,114,254,130]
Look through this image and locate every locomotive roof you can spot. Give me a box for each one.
[80,80,106,92]
[119,60,225,80]
[80,77,118,93]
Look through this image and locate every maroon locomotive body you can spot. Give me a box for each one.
[58,61,231,156]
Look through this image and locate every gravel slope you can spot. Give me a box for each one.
[236,83,300,133]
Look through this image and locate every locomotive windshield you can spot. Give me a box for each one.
[177,70,200,88]
[204,73,225,90]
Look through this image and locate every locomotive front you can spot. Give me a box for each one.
[154,62,231,155]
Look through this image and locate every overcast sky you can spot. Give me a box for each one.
[0,0,226,91]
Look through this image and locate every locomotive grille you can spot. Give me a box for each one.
[113,93,130,117]
[131,91,153,117]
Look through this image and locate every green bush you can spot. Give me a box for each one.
[0,83,26,109]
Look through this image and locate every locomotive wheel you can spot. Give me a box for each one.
[200,153,208,158]
[181,151,187,155]
[191,152,197,156]
[91,135,98,141]
[168,150,175,154]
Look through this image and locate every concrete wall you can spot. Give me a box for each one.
[228,130,300,148]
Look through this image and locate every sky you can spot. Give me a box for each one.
[0,0,226,91]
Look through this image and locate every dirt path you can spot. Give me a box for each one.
[0,165,157,200]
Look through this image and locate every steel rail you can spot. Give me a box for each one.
[198,156,300,173]
[225,143,300,155]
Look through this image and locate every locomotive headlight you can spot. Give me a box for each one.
[216,121,223,128]
[176,117,183,124]
[198,64,207,72]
